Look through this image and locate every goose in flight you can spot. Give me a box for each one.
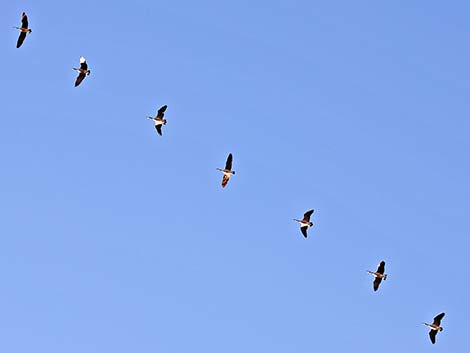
[293,210,314,238]
[73,56,91,87]
[14,12,32,48]
[147,105,168,136]
[217,153,235,188]
[367,261,387,291]
[423,312,445,344]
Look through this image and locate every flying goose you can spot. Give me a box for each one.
[73,56,91,87]
[147,105,168,136]
[217,153,235,188]
[367,261,387,291]
[14,12,32,48]
[293,210,314,238]
[423,312,445,344]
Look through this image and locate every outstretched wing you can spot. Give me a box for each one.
[225,153,233,170]
[376,261,385,275]
[222,174,230,188]
[300,225,308,238]
[157,105,167,119]
[16,32,26,48]
[21,13,28,28]
[433,313,445,326]
[429,329,437,344]
[373,277,382,291]
[75,73,86,87]
[303,209,314,222]
[155,124,163,136]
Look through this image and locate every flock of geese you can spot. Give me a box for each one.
[13,11,448,346]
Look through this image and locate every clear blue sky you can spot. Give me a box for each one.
[1,1,469,352]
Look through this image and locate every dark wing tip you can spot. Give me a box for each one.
[21,13,28,26]
[74,73,85,87]
[377,261,386,274]
[225,153,233,170]
[433,312,445,325]
[300,226,308,238]
[16,32,26,48]
[157,105,167,118]
[373,277,381,291]
[303,209,314,221]
[155,125,163,136]
[429,330,437,344]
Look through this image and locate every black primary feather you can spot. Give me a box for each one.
[21,13,28,28]
[429,330,437,344]
[433,313,445,326]
[225,153,233,170]
[157,105,167,119]
[16,32,26,48]
[373,277,382,291]
[75,73,86,87]
[376,261,385,274]
[303,209,314,221]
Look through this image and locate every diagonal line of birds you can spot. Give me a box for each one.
[11,10,448,347]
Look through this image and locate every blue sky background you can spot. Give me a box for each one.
[1,1,469,352]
